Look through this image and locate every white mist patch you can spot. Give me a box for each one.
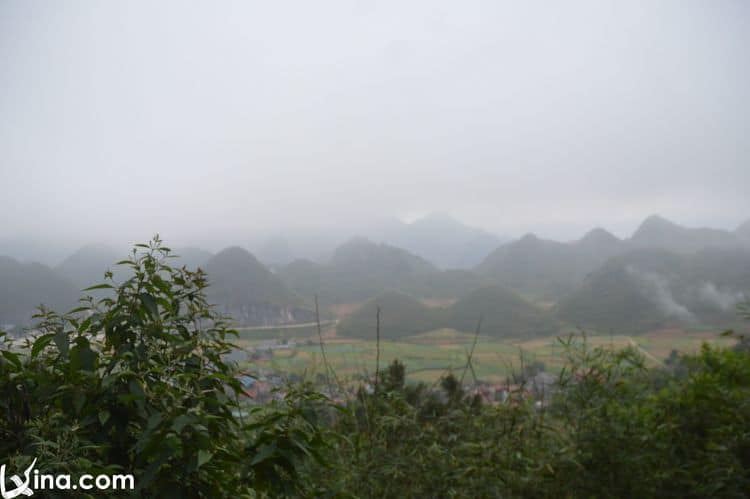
[625,266,695,322]
[698,282,744,311]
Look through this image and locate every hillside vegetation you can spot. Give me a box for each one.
[0,256,78,326]
[476,231,624,300]
[338,285,557,340]
[278,237,490,305]
[558,248,750,333]
[336,291,442,340]
[203,247,314,326]
[448,285,560,337]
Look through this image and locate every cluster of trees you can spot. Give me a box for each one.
[2,239,750,497]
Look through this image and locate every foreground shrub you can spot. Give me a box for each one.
[0,238,322,497]
[304,338,750,498]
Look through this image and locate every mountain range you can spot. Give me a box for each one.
[477,215,750,301]
[253,213,505,268]
[2,215,748,337]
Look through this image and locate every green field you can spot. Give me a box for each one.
[234,324,322,341]
[234,326,736,383]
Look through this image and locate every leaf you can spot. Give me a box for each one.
[172,414,192,433]
[139,293,159,319]
[147,412,163,430]
[152,274,171,294]
[31,333,56,358]
[54,330,69,356]
[73,390,85,415]
[98,410,110,425]
[128,379,145,399]
[136,447,174,491]
[250,443,277,466]
[67,306,91,314]
[1,350,22,368]
[196,450,213,469]
[83,283,115,291]
[72,339,97,371]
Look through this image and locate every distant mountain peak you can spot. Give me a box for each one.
[518,233,540,243]
[637,214,680,231]
[213,245,259,262]
[631,215,741,253]
[56,244,121,289]
[340,235,374,247]
[631,215,684,242]
[367,213,502,269]
[59,243,117,262]
[331,237,378,259]
[204,246,300,310]
[330,236,437,273]
[737,219,750,240]
[580,227,620,245]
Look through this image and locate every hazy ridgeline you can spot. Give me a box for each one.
[2,214,749,338]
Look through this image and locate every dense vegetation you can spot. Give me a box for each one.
[302,338,750,498]
[0,240,324,497]
[558,248,750,333]
[476,231,622,300]
[448,285,559,337]
[336,291,439,340]
[339,285,559,340]
[3,239,750,497]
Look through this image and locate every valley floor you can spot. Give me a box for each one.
[233,326,736,384]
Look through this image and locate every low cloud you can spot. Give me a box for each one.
[626,266,695,322]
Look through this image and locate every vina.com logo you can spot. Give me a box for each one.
[0,459,135,497]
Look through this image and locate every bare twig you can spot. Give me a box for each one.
[314,295,333,394]
[374,305,381,391]
[460,316,482,386]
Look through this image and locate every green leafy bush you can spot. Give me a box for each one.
[0,238,322,497]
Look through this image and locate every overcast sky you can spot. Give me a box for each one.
[1,0,748,252]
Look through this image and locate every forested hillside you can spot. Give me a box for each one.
[338,285,558,340]
[0,256,78,327]
[278,237,490,305]
[203,247,314,326]
[558,248,750,333]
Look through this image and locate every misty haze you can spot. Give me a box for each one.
[2,1,750,498]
